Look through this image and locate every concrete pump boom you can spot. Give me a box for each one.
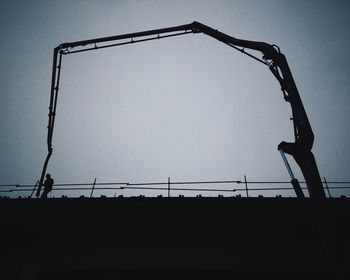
[36,21,326,198]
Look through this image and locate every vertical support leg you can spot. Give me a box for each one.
[30,181,39,198]
[323,177,332,198]
[279,149,305,198]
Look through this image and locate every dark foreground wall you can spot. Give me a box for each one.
[0,197,349,279]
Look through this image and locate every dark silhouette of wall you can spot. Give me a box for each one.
[0,197,349,279]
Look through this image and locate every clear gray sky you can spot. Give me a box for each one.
[1,0,350,197]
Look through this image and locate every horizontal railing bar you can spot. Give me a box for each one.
[3,186,350,193]
[2,181,350,189]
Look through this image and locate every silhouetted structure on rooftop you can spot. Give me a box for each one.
[38,22,326,199]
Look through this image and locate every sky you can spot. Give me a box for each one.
[1,0,350,198]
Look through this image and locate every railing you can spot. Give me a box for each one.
[1,177,350,198]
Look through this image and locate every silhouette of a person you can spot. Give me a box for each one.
[41,173,54,198]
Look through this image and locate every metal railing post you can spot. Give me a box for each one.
[168,177,171,197]
[90,178,97,198]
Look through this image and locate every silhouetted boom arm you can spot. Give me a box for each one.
[37,21,325,198]
[59,23,195,50]
[191,21,325,198]
[191,22,313,145]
